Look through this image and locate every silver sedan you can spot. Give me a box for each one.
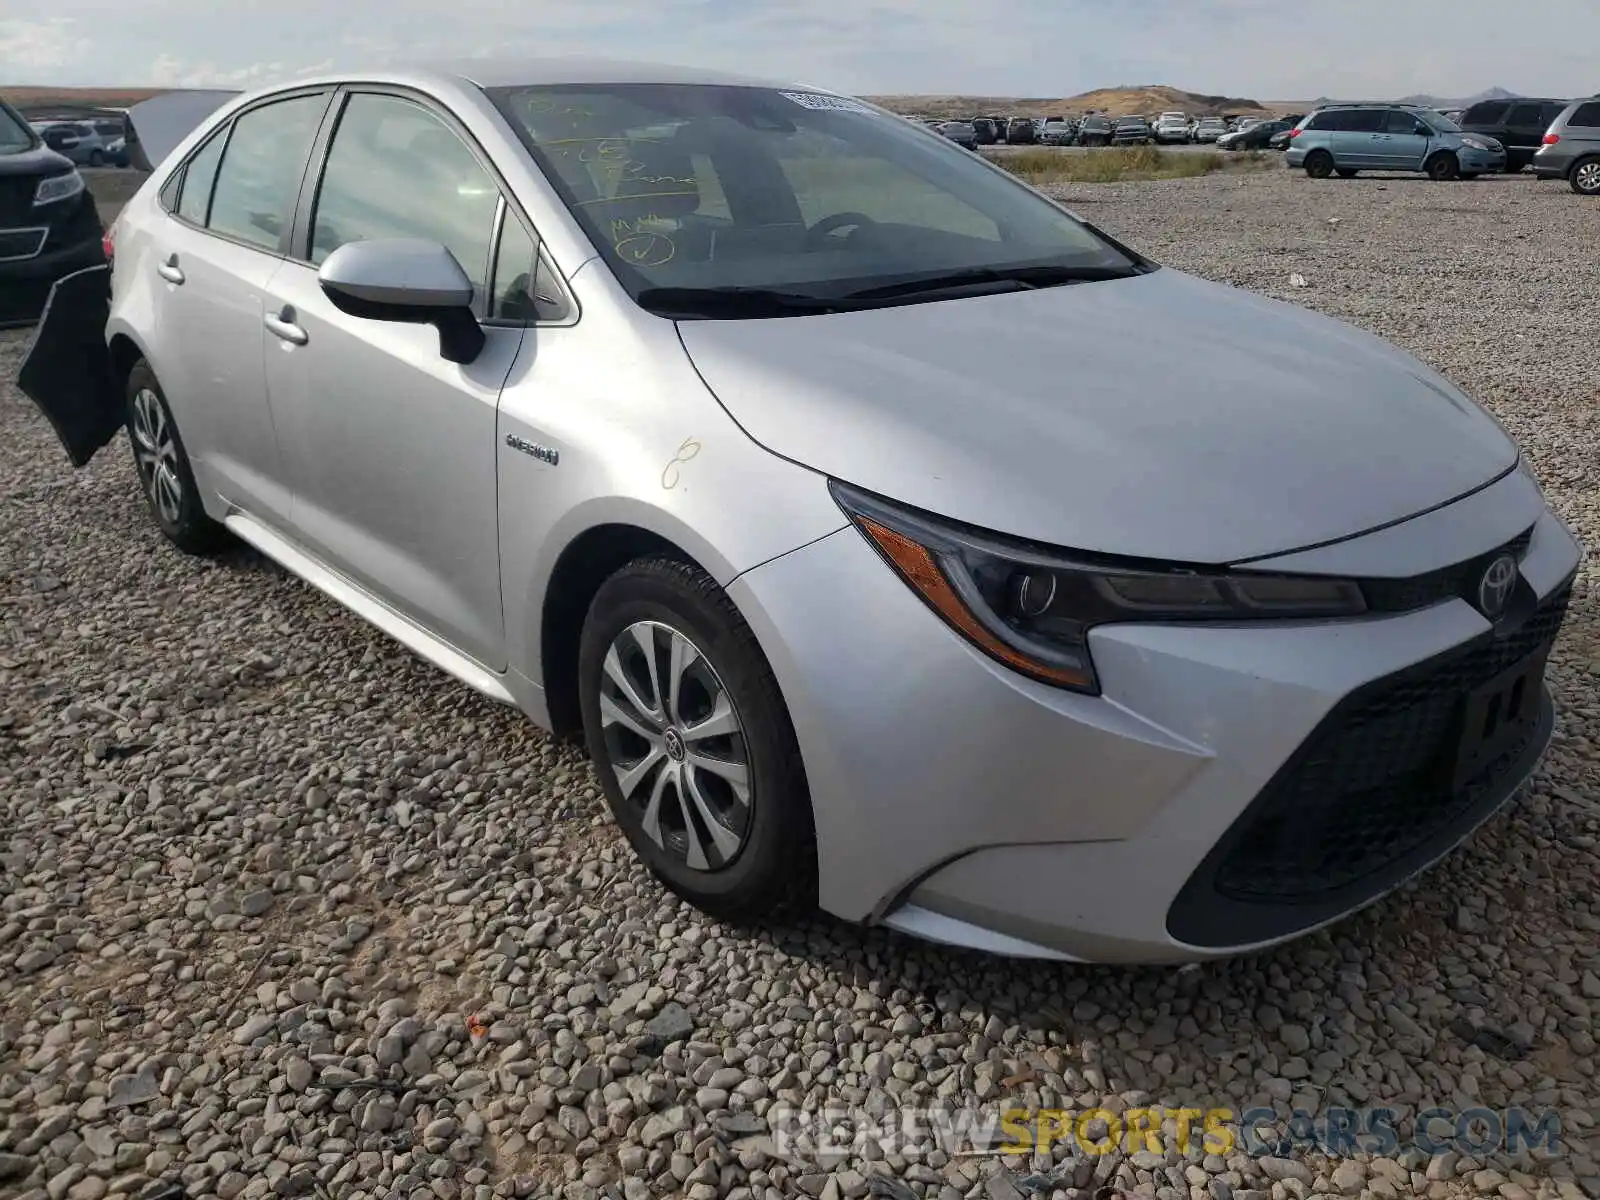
[20,59,1584,963]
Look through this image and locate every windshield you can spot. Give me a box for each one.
[489,83,1140,316]
[0,101,36,155]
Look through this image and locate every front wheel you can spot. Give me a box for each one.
[1304,150,1335,178]
[1426,151,1461,181]
[1571,156,1600,195]
[125,362,229,554]
[578,557,815,919]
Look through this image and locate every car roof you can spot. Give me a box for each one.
[286,57,796,93]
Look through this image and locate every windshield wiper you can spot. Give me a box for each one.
[635,286,840,319]
[837,263,1143,303]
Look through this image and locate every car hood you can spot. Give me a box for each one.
[676,268,1518,564]
[0,143,73,178]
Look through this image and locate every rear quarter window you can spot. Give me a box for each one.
[1567,102,1600,129]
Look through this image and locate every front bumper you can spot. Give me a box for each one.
[1459,146,1507,172]
[0,194,105,328]
[731,470,1582,963]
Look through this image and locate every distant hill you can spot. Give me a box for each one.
[1397,86,1520,107]
[869,85,1273,119]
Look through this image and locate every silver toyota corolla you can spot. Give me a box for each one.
[19,59,1583,963]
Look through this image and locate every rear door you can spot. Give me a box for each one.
[1319,110,1379,165]
[145,89,331,525]
[259,87,523,670]
[1502,102,1551,166]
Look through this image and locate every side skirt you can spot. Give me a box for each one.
[222,509,517,707]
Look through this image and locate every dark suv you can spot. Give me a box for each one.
[0,97,105,326]
[1458,98,1571,172]
[1005,116,1037,145]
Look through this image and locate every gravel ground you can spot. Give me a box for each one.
[2,166,1597,1200]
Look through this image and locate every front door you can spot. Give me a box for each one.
[1370,109,1430,171]
[261,89,519,670]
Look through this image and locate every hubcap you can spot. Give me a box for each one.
[598,620,752,872]
[130,387,182,524]
[1577,162,1600,193]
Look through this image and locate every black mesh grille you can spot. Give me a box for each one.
[1363,526,1534,613]
[1211,582,1571,903]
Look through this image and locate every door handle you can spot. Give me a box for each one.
[156,254,184,285]
[264,307,308,346]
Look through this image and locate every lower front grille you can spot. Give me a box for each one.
[1168,581,1572,947]
[1215,584,1570,902]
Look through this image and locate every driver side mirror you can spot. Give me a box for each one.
[318,238,485,365]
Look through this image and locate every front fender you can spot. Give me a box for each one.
[493,288,848,712]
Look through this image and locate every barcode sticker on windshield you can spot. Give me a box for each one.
[779,91,876,115]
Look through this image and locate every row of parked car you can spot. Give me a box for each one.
[23,115,131,167]
[917,111,1304,151]
[1284,97,1600,191]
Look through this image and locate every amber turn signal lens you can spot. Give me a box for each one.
[857,517,1094,690]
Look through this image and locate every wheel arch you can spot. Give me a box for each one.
[107,331,145,394]
[538,521,691,738]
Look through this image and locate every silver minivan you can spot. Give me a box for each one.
[19,60,1582,963]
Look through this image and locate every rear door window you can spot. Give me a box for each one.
[1463,101,1509,125]
[1340,110,1384,133]
[207,93,328,253]
[1505,103,1546,130]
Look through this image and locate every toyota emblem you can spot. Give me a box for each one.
[1477,554,1518,618]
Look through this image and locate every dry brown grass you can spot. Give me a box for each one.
[990,145,1273,183]
[1,85,166,109]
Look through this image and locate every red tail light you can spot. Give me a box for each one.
[1543,132,1560,144]
[1288,128,1303,138]
[102,222,116,260]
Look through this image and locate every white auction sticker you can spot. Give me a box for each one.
[779,91,877,115]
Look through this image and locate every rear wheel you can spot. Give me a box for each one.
[1304,150,1335,178]
[1426,151,1461,181]
[1571,157,1600,195]
[1336,168,1359,178]
[578,556,815,920]
[125,362,229,554]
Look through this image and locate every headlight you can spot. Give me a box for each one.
[33,170,85,206]
[833,481,1367,694]
[1460,136,1495,152]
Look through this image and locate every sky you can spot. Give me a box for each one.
[3,0,1597,100]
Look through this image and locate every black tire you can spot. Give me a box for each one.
[1336,168,1359,178]
[1304,150,1335,179]
[1570,156,1600,195]
[88,149,104,167]
[124,361,229,554]
[578,556,815,920]
[1426,151,1461,181]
